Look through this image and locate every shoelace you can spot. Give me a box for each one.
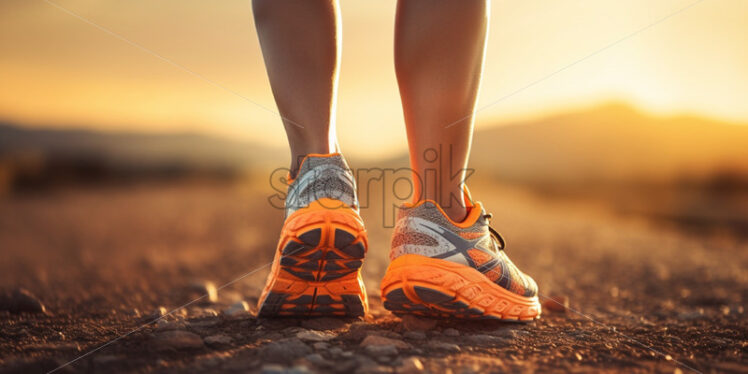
[483,213,506,251]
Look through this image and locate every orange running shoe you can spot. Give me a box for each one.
[258,153,368,317]
[380,188,540,321]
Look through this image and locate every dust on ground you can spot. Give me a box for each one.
[0,181,746,373]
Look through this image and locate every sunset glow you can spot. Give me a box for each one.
[1,0,746,156]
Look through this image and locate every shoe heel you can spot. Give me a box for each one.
[258,199,368,317]
[380,254,540,321]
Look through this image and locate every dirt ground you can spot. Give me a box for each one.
[0,181,746,373]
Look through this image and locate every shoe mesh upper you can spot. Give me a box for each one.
[285,154,357,218]
[390,200,538,297]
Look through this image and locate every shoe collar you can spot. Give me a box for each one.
[287,152,343,183]
[404,185,485,228]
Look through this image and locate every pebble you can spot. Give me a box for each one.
[443,328,460,337]
[426,341,461,353]
[364,344,399,356]
[223,300,250,317]
[204,334,233,347]
[0,288,47,314]
[678,309,705,320]
[189,307,219,318]
[152,330,204,351]
[260,364,313,374]
[542,295,569,313]
[355,358,394,374]
[465,334,509,346]
[259,364,285,374]
[92,354,122,366]
[399,314,438,331]
[188,280,218,304]
[223,301,251,318]
[188,318,221,328]
[328,347,343,355]
[399,357,424,373]
[156,319,185,331]
[312,342,329,350]
[344,321,371,341]
[304,353,329,366]
[138,307,167,324]
[403,331,426,340]
[490,328,526,339]
[301,317,347,331]
[297,329,336,342]
[360,335,410,349]
[261,338,312,363]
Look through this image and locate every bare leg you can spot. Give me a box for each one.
[252,0,341,176]
[394,0,489,221]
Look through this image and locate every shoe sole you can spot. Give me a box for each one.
[380,254,541,321]
[258,198,368,317]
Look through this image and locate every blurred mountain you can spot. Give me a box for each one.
[470,103,748,185]
[2,103,747,192]
[0,123,284,169]
[0,123,285,192]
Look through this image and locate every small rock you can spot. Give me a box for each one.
[188,318,221,328]
[490,328,524,339]
[92,354,121,366]
[152,330,204,351]
[403,331,426,340]
[343,321,370,341]
[187,280,218,304]
[355,356,387,374]
[138,307,167,324]
[0,288,47,314]
[297,329,335,342]
[282,326,305,335]
[442,328,460,337]
[399,314,438,331]
[301,317,347,331]
[426,341,460,353]
[364,344,398,356]
[542,295,569,313]
[360,335,410,349]
[261,338,312,363]
[288,366,314,374]
[678,309,705,320]
[329,347,343,356]
[312,342,329,350]
[189,307,218,319]
[204,334,233,347]
[465,334,508,346]
[224,301,251,318]
[156,319,184,331]
[304,353,329,366]
[399,357,424,373]
[260,364,286,374]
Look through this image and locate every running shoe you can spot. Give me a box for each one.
[380,188,540,321]
[258,153,368,317]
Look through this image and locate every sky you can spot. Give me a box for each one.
[1,0,746,157]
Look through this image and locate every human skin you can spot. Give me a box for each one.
[253,0,489,221]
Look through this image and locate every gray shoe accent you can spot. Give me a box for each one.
[285,154,357,218]
[388,200,539,298]
[389,202,493,261]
